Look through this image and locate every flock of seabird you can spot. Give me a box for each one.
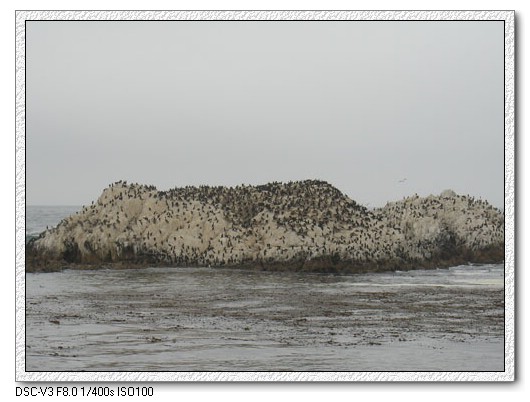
[31,180,504,269]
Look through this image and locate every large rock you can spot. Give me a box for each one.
[26,181,504,272]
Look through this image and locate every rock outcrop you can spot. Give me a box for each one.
[25,180,504,273]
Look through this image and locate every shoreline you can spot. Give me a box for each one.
[25,245,504,274]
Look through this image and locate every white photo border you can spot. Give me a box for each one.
[15,9,515,382]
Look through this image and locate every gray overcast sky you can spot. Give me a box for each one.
[26,20,505,208]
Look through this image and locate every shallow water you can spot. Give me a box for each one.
[25,264,505,372]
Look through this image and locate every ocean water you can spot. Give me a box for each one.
[24,206,505,372]
[25,205,82,243]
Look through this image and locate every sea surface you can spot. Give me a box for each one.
[24,206,505,372]
[25,205,82,243]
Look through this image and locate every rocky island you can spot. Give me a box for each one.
[25,180,504,273]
